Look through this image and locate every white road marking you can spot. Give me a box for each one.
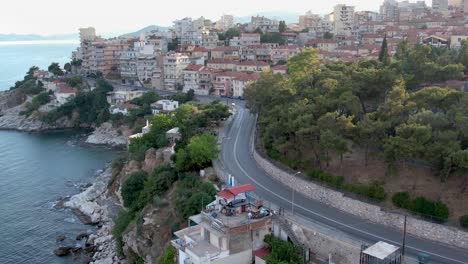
[226,108,467,264]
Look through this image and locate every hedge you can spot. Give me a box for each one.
[391,192,449,223]
[306,169,386,201]
[460,215,468,228]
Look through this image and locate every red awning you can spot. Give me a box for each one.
[217,184,255,199]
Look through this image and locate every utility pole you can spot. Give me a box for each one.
[401,215,407,264]
[292,189,295,216]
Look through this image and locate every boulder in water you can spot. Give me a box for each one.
[53,246,74,256]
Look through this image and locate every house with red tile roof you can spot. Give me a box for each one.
[207,59,239,71]
[236,60,270,73]
[183,64,221,95]
[232,72,260,98]
[210,46,241,60]
[55,83,77,105]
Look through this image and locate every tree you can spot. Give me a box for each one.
[287,48,320,82]
[379,35,390,64]
[176,133,219,171]
[356,114,386,166]
[121,171,148,208]
[263,234,301,264]
[64,63,72,73]
[224,28,241,40]
[459,39,468,71]
[279,20,287,33]
[129,91,160,106]
[168,38,179,51]
[260,32,285,45]
[48,62,64,76]
[323,32,334,39]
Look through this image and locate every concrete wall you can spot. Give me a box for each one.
[212,250,252,264]
[253,142,468,249]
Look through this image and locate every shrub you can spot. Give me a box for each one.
[121,171,148,208]
[263,234,301,264]
[306,169,386,201]
[392,192,411,208]
[112,209,136,256]
[392,193,449,222]
[157,246,176,264]
[460,215,468,228]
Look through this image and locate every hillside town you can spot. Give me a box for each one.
[4,1,468,264]
[60,0,468,103]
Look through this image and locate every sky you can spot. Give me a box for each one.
[1,0,432,35]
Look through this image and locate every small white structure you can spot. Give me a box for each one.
[151,100,179,114]
[55,84,77,105]
[128,120,151,145]
[360,241,401,264]
[110,103,138,115]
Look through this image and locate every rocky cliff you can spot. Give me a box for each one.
[0,104,74,131]
[64,147,175,263]
[85,122,132,147]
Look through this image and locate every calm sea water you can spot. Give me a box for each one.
[0,40,78,91]
[0,130,118,263]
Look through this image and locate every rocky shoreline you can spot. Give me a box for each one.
[60,166,123,264]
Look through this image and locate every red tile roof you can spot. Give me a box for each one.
[212,46,240,52]
[122,103,138,109]
[207,59,240,64]
[184,64,205,71]
[217,184,255,199]
[254,247,269,258]
[238,60,269,66]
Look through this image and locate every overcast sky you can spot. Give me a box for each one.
[1,0,432,35]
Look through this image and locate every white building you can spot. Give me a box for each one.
[247,16,279,33]
[55,85,77,105]
[151,100,179,114]
[163,52,190,90]
[229,33,261,47]
[333,4,355,36]
[216,15,234,31]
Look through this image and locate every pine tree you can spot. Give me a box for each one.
[379,34,389,64]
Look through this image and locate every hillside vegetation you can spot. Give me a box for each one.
[245,42,468,223]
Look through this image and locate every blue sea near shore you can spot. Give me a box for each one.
[0,40,79,91]
[0,40,119,263]
[0,130,118,263]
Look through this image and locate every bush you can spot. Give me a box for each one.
[392,192,410,208]
[175,173,216,219]
[460,215,468,228]
[121,171,148,208]
[392,193,449,222]
[157,246,176,264]
[263,234,301,264]
[306,169,386,201]
[112,209,136,256]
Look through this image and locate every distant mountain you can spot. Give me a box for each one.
[120,25,170,38]
[0,33,78,41]
[235,11,300,24]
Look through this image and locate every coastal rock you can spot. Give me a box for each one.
[0,104,73,132]
[53,246,74,256]
[85,122,129,147]
[56,235,66,242]
[142,147,174,174]
[64,168,113,225]
[76,231,90,240]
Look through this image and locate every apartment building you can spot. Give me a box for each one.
[216,15,234,31]
[210,46,241,60]
[183,64,220,95]
[207,59,239,71]
[172,184,272,264]
[247,16,279,33]
[236,61,270,73]
[232,74,260,98]
[334,4,355,36]
[229,33,261,47]
[163,52,190,90]
[271,45,301,63]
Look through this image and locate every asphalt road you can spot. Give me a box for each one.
[219,104,468,264]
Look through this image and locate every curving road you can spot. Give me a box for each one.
[219,103,468,264]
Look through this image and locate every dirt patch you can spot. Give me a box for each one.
[305,144,468,221]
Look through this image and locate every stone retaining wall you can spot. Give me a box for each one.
[252,131,468,250]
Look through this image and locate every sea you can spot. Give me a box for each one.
[0,40,79,91]
[0,41,119,263]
